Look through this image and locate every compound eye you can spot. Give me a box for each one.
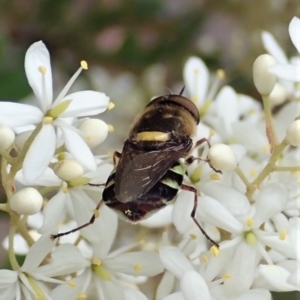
[147,94,200,124]
[168,95,200,124]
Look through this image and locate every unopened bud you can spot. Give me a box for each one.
[10,188,43,215]
[253,54,277,95]
[208,144,237,171]
[78,119,108,149]
[0,126,15,150]
[286,120,300,146]
[53,159,84,181]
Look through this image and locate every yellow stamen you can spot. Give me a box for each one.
[92,257,101,266]
[222,273,232,280]
[210,245,220,257]
[216,69,225,79]
[134,263,143,272]
[68,280,76,287]
[108,125,114,132]
[43,116,53,124]
[201,255,209,263]
[108,102,115,110]
[246,217,253,227]
[248,108,256,115]
[38,66,47,74]
[80,60,88,70]
[279,229,286,240]
[209,129,215,137]
[210,173,220,181]
[62,185,69,194]
[77,293,87,300]
[190,233,197,240]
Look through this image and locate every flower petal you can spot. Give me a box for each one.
[200,182,251,218]
[35,244,89,277]
[0,270,18,285]
[159,246,194,279]
[258,264,298,291]
[59,91,109,117]
[22,124,56,184]
[162,292,185,300]
[253,183,288,227]
[104,251,164,277]
[235,289,272,300]
[39,189,66,234]
[156,271,176,300]
[183,57,209,107]
[123,289,148,300]
[198,195,243,234]
[0,102,43,127]
[25,41,53,112]
[21,233,56,272]
[261,31,288,64]
[181,270,211,300]
[289,17,300,54]
[59,126,96,171]
[223,241,258,296]
[172,190,194,233]
[269,64,300,82]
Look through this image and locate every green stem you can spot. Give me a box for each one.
[273,166,300,172]
[8,214,20,270]
[235,166,251,187]
[0,149,15,164]
[262,94,278,151]
[0,203,9,212]
[246,138,288,199]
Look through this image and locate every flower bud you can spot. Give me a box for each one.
[286,120,300,146]
[10,188,43,215]
[78,119,108,149]
[53,159,84,181]
[208,144,237,171]
[0,126,15,150]
[253,54,277,95]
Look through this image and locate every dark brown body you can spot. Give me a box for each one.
[102,94,199,222]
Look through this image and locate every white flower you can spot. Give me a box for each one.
[0,41,110,183]
[263,16,300,82]
[0,234,89,300]
[50,209,164,300]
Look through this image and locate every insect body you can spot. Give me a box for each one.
[102,94,198,222]
[52,92,219,247]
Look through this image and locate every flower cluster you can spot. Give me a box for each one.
[0,16,299,300]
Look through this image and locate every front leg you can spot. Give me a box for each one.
[188,137,222,173]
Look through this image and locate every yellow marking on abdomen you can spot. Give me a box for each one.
[136,131,170,141]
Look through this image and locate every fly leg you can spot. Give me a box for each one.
[181,184,219,248]
[51,200,104,240]
[187,138,222,173]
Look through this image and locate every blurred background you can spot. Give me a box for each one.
[0,0,299,298]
